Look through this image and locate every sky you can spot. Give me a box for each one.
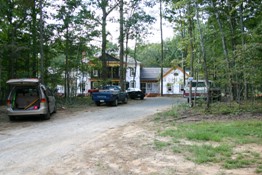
[106,3,174,48]
[45,0,174,48]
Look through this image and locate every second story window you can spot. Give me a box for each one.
[130,68,135,77]
[93,70,98,77]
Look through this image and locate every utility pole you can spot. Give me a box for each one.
[160,0,164,96]
[39,0,44,84]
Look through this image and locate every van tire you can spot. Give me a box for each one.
[42,109,50,120]
[123,96,128,104]
[112,99,118,106]
[53,104,57,113]
[9,116,16,121]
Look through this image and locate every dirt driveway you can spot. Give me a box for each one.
[1,97,261,175]
[0,97,184,175]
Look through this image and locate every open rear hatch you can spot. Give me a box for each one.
[7,79,40,110]
[6,78,39,86]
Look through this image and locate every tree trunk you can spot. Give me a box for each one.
[239,2,248,100]
[39,0,45,84]
[101,7,108,83]
[211,0,233,101]
[160,0,164,96]
[31,0,38,77]
[195,0,210,109]
[187,3,194,106]
[65,20,70,99]
[119,0,124,90]
[124,28,130,90]
[225,0,240,101]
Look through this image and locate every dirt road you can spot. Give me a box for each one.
[0,97,184,175]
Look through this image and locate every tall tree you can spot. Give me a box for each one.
[91,0,119,83]
[195,0,210,109]
[210,0,233,101]
[39,0,45,83]
[119,0,124,90]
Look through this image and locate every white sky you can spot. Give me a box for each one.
[106,3,174,48]
[45,0,174,48]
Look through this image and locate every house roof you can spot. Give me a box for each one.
[163,66,190,78]
[98,53,119,62]
[140,67,170,82]
[97,54,140,65]
[141,66,189,82]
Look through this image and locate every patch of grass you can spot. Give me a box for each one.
[187,144,232,164]
[256,165,262,173]
[154,100,262,172]
[160,121,262,144]
[155,103,189,121]
[210,100,262,115]
[156,119,262,171]
[223,151,261,169]
[56,96,93,108]
[154,140,170,150]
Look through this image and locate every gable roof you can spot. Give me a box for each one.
[141,66,190,82]
[141,67,170,82]
[163,66,190,78]
[98,53,119,62]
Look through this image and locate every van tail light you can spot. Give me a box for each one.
[41,98,47,103]
[7,100,11,105]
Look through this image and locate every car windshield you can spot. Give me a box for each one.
[103,86,120,90]
[191,82,206,87]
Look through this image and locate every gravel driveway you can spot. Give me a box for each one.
[0,97,184,175]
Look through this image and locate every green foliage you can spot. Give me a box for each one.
[155,111,262,170]
[155,103,189,121]
[154,140,171,150]
[56,96,93,109]
[224,151,261,169]
[0,0,261,104]
[187,144,232,164]
[189,100,262,115]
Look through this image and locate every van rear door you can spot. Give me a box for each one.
[6,78,39,86]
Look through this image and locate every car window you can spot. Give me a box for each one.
[15,86,38,96]
[189,82,206,87]
[45,88,53,96]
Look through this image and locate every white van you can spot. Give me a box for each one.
[182,80,221,102]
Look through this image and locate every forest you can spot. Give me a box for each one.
[0,0,261,105]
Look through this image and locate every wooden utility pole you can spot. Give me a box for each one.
[160,0,164,96]
[39,0,44,84]
[119,0,124,90]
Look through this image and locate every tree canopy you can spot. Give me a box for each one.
[0,0,261,103]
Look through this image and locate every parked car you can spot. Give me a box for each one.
[92,85,128,106]
[6,78,56,121]
[182,79,221,103]
[126,88,145,100]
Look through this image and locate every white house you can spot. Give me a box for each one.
[140,67,189,95]
[58,53,188,96]
[162,67,189,94]
[125,56,141,89]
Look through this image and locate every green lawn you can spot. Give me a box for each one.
[154,102,262,173]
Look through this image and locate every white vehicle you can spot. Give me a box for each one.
[6,78,56,121]
[182,80,221,103]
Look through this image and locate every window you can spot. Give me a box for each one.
[130,80,136,88]
[147,83,152,90]
[167,83,172,91]
[130,68,135,77]
[93,70,98,77]
[112,67,119,78]
[190,82,205,87]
